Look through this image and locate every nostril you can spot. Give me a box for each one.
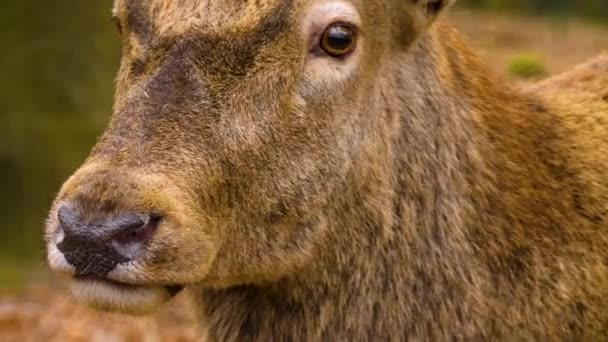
[56,204,161,246]
[113,214,162,245]
[57,204,79,234]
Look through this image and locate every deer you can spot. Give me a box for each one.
[45,0,608,340]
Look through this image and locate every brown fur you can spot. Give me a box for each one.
[45,0,608,339]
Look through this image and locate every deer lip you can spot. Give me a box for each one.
[74,275,184,296]
[74,275,139,289]
[69,276,185,315]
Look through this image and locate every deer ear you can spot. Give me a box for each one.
[392,0,455,48]
[415,0,455,22]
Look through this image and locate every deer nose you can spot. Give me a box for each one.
[55,204,161,277]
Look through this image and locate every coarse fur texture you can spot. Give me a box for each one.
[45,0,608,340]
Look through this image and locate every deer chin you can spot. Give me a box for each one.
[70,277,184,316]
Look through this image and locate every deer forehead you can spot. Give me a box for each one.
[112,0,362,39]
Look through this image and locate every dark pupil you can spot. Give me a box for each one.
[326,26,352,51]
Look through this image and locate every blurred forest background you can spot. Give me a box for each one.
[1,1,120,287]
[1,0,608,288]
[0,0,607,340]
[0,0,608,288]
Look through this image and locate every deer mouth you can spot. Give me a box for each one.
[70,276,184,315]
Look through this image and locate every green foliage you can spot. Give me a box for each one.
[508,53,547,79]
[0,258,29,291]
[0,0,121,272]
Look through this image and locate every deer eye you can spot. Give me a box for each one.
[319,23,357,58]
[112,16,123,36]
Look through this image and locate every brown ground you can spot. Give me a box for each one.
[2,9,607,342]
[0,284,197,342]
